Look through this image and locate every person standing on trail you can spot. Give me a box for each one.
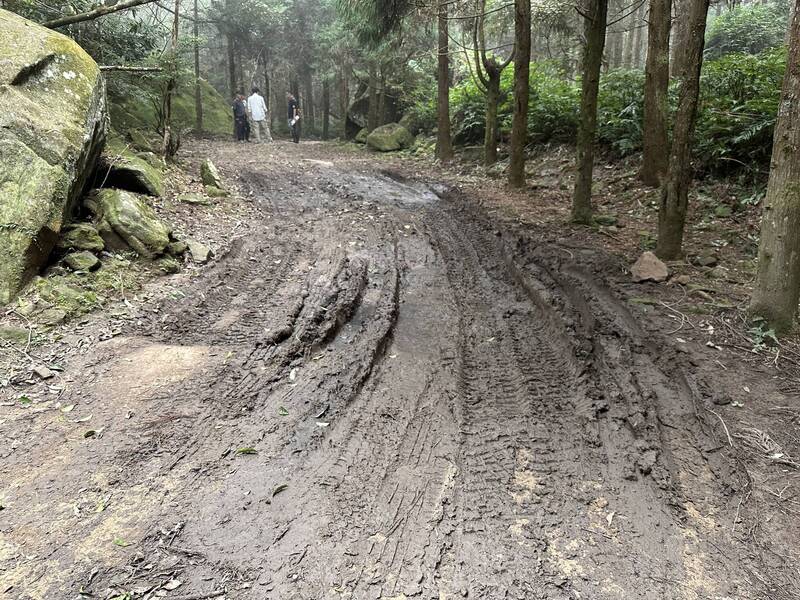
[287,92,301,144]
[247,87,273,143]
[233,93,248,142]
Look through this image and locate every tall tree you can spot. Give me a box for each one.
[640,0,671,185]
[472,0,514,166]
[436,0,454,161]
[571,0,609,223]
[162,0,180,159]
[508,0,531,187]
[655,0,710,259]
[749,0,800,333]
[193,0,204,133]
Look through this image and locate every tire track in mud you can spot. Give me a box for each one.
[3,149,761,600]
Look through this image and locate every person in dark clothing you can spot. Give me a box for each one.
[233,93,248,142]
[287,92,301,143]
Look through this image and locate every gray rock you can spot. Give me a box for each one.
[177,192,211,205]
[57,223,105,252]
[200,159,224,189]
[187,240,213,264]
[157,256,181,274]
[0,325,29,345]
[631,251,669,283]
[86,189,171,258]
[64,251,100,272]
[167,240,188,256]
[696,254,719,268]
[0,9,107,305]
[38,307,67,326]
[205,185,229,198]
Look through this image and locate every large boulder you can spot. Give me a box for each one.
[0,8,107,305]
[366,123,414,152]
[86,189,170,257]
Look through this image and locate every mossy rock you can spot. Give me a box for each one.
[128,128,159,153]
[101,148,165,197]
[64,250,100,272]
[366,123,414,152]
[167,240,188,256]
[205,185,228,198]
[57,222,105,252]
[355,128,369,144]
[0,9,107,305]
[0,325,28,345]
[87,189,171,258]
[177,192,211,205]
[200,159,224,188]
[157,256,181,274]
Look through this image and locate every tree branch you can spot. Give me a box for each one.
[99,65,164,72]
[43,0,159,29]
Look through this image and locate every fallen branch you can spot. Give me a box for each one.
[44,0,159,29]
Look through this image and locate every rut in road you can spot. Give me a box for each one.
[2,150,755,600]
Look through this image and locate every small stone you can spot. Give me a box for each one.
[695,254,718,268]
[177,192,211,205]
[32,365,54,379]
[673,274,691,285]
[157,256,181,274]
[167,241,189,256]
[0,325,29,345]
[708,266,727,279]
[64,251,100,272]
[187,240,213,264]
[38,308,67,326]
[57,223,105,252]
[205,185,229,198]
[631,251,669,283]
[594,214,618,227]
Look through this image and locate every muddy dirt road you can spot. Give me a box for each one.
[1,141,795,599]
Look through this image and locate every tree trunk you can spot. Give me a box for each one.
[368,63,379,131]
[322,79,331,140]
[750,0,800,333]
[640,0,671,185]
[484,70,501,166]
[437,0,454,161]
[632,2,646,68]
[227,33,237,97]
[193,0,203,133]
[572,0,609,223]
[622,7,636,67]
[670,0,687,75]
[340,66,349,138]
[656,0,710,259]
[508,0,531,187]
[162,0,180,160]
[303,68,315,134]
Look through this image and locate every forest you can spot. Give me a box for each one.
[1,0,800,597]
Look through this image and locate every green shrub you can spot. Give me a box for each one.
[696,48,785,174]
[596,69,646,155]
[706,2,789,60]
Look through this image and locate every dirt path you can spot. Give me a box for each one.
[1,140,797,600]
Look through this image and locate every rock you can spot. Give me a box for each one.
[177,192,211,205]
[354,128,369,144]
[86,189,171,257]
[200,159,224,189]
[708,266,727,280]
[32,365,54,379]
[157,256,181,274]
[38,307,67,326]
[695,254,718,268]
[127,128,158,153]
[714,205,732,218]
[673,274,691,285]
[0,325,29,345]
[64,251,100,272]
[594,214,618,227]
[167,240,188,256]
[101,149,165,197]
[187,240,213,264]
[631,251,669,283]
[366,123,414,152]
[57,222,105,253]
[0,9,107,305]
[205,185,229,198]
[135,151,166,171]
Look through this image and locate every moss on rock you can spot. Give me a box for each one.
[87,189,171,257]
[57,222,105,252]
[0,8,107,305]
[366,123,414,152]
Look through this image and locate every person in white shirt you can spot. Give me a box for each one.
[246,87,273,143]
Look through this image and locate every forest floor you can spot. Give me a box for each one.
[1,138,799,600]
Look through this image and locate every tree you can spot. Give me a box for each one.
[571,0,609,223]
[749,0,800,333]
[436,0,454,160]
[640,0,670,186]
[508,0,531,187]
[655,0,710,259]
[193,0,204,133]
[472,0,514,166]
